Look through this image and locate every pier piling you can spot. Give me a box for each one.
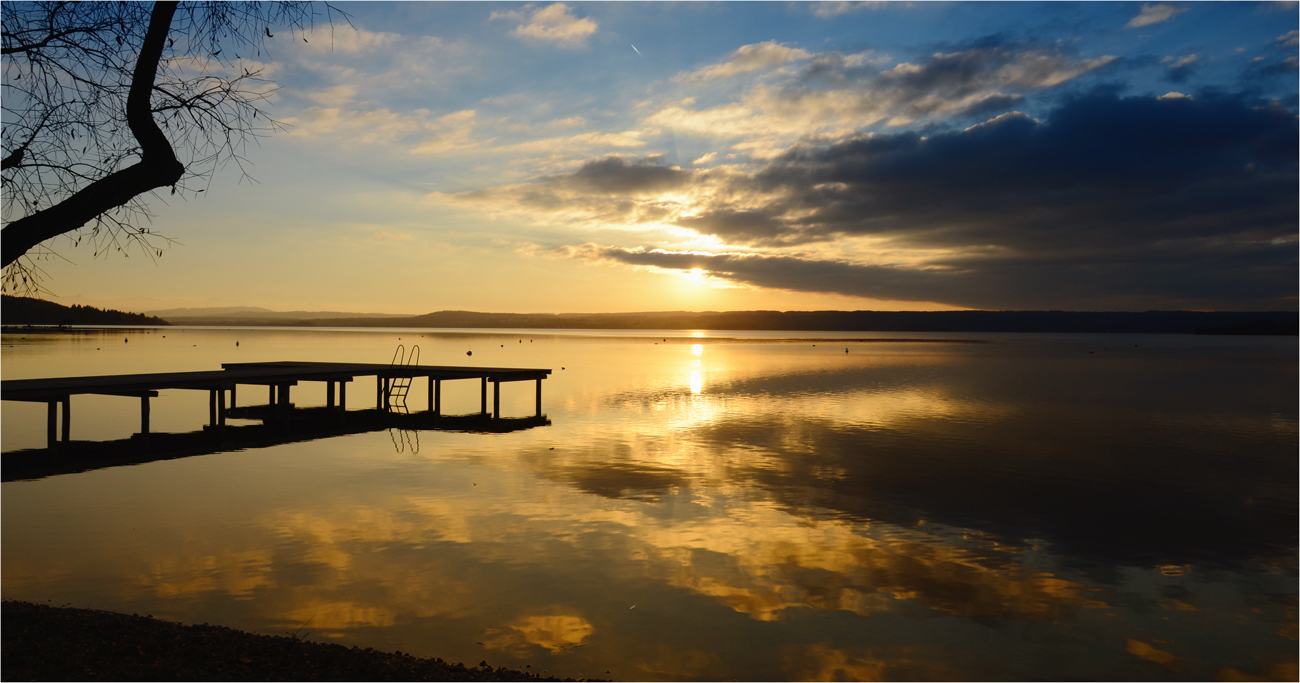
[140,395,150,441]
[47,401,57,451]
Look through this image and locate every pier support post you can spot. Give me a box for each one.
[47,400,57,451]
[383,378,391,411]
[480,377,487,415]
[493,380,500,420]
[209,389,218,426]
[219,388,227,427]
[339,381,347,411]
[231,384,237,408]
[269,385,276,405]
[277,384,291,411]
[140,395,151,441]
[433,379,441,417]
[535,378,542,418]
[61,396,70,442]
[326,381,335,409]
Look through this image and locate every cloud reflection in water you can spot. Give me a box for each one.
[2,332,1295,681]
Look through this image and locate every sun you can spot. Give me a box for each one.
[685,268,707,284]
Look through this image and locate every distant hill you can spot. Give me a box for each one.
[291,309,1299,335]
[2,296,169,327]
[147,306,410,326]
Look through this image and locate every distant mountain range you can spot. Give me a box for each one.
[143,306,409,324]
[4,297,1295,334]
[289,309,1299,335]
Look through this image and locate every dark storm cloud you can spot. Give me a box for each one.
[752,91,1297,253]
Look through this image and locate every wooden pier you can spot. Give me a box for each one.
[1,361,551,451]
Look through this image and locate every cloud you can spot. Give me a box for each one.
[460,92,1298,309]
[652,42,1115,155]
[1126,3,1185,28]
[283,106,481,155]
[1278,30,1300,48]
[307,84,357,107]
[559,156,692,194]
[675,41,812,83]
[299,26,401,54]
[1162,53,1200,83]
[494,3,598,48]
[809,2,895,18]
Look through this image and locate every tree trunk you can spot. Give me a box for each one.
[1,1,184,267]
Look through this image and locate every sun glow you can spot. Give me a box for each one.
[685,267,707,285]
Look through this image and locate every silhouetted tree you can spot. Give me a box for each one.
[1,1,342,293]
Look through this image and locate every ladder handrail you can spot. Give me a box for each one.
[386,345,421,412]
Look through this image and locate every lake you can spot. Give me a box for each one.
[2,327,1296,681]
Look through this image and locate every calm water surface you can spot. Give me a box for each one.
[2,327,1296,681]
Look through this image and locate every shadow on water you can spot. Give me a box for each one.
[1,405,550,482]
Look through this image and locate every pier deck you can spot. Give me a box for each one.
[1,360,551,451]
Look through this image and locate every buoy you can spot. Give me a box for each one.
[467,350,472,356]
[236,341,239,346]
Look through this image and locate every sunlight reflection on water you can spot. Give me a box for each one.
[2,328,1297,681]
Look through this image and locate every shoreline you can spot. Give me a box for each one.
[1,600,596,681]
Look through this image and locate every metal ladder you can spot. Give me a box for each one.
[387,344,419,412]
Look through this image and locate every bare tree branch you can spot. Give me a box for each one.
[1,1,347,293]
[2,2,183,266]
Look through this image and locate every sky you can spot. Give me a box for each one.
[19,1,1300,314]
